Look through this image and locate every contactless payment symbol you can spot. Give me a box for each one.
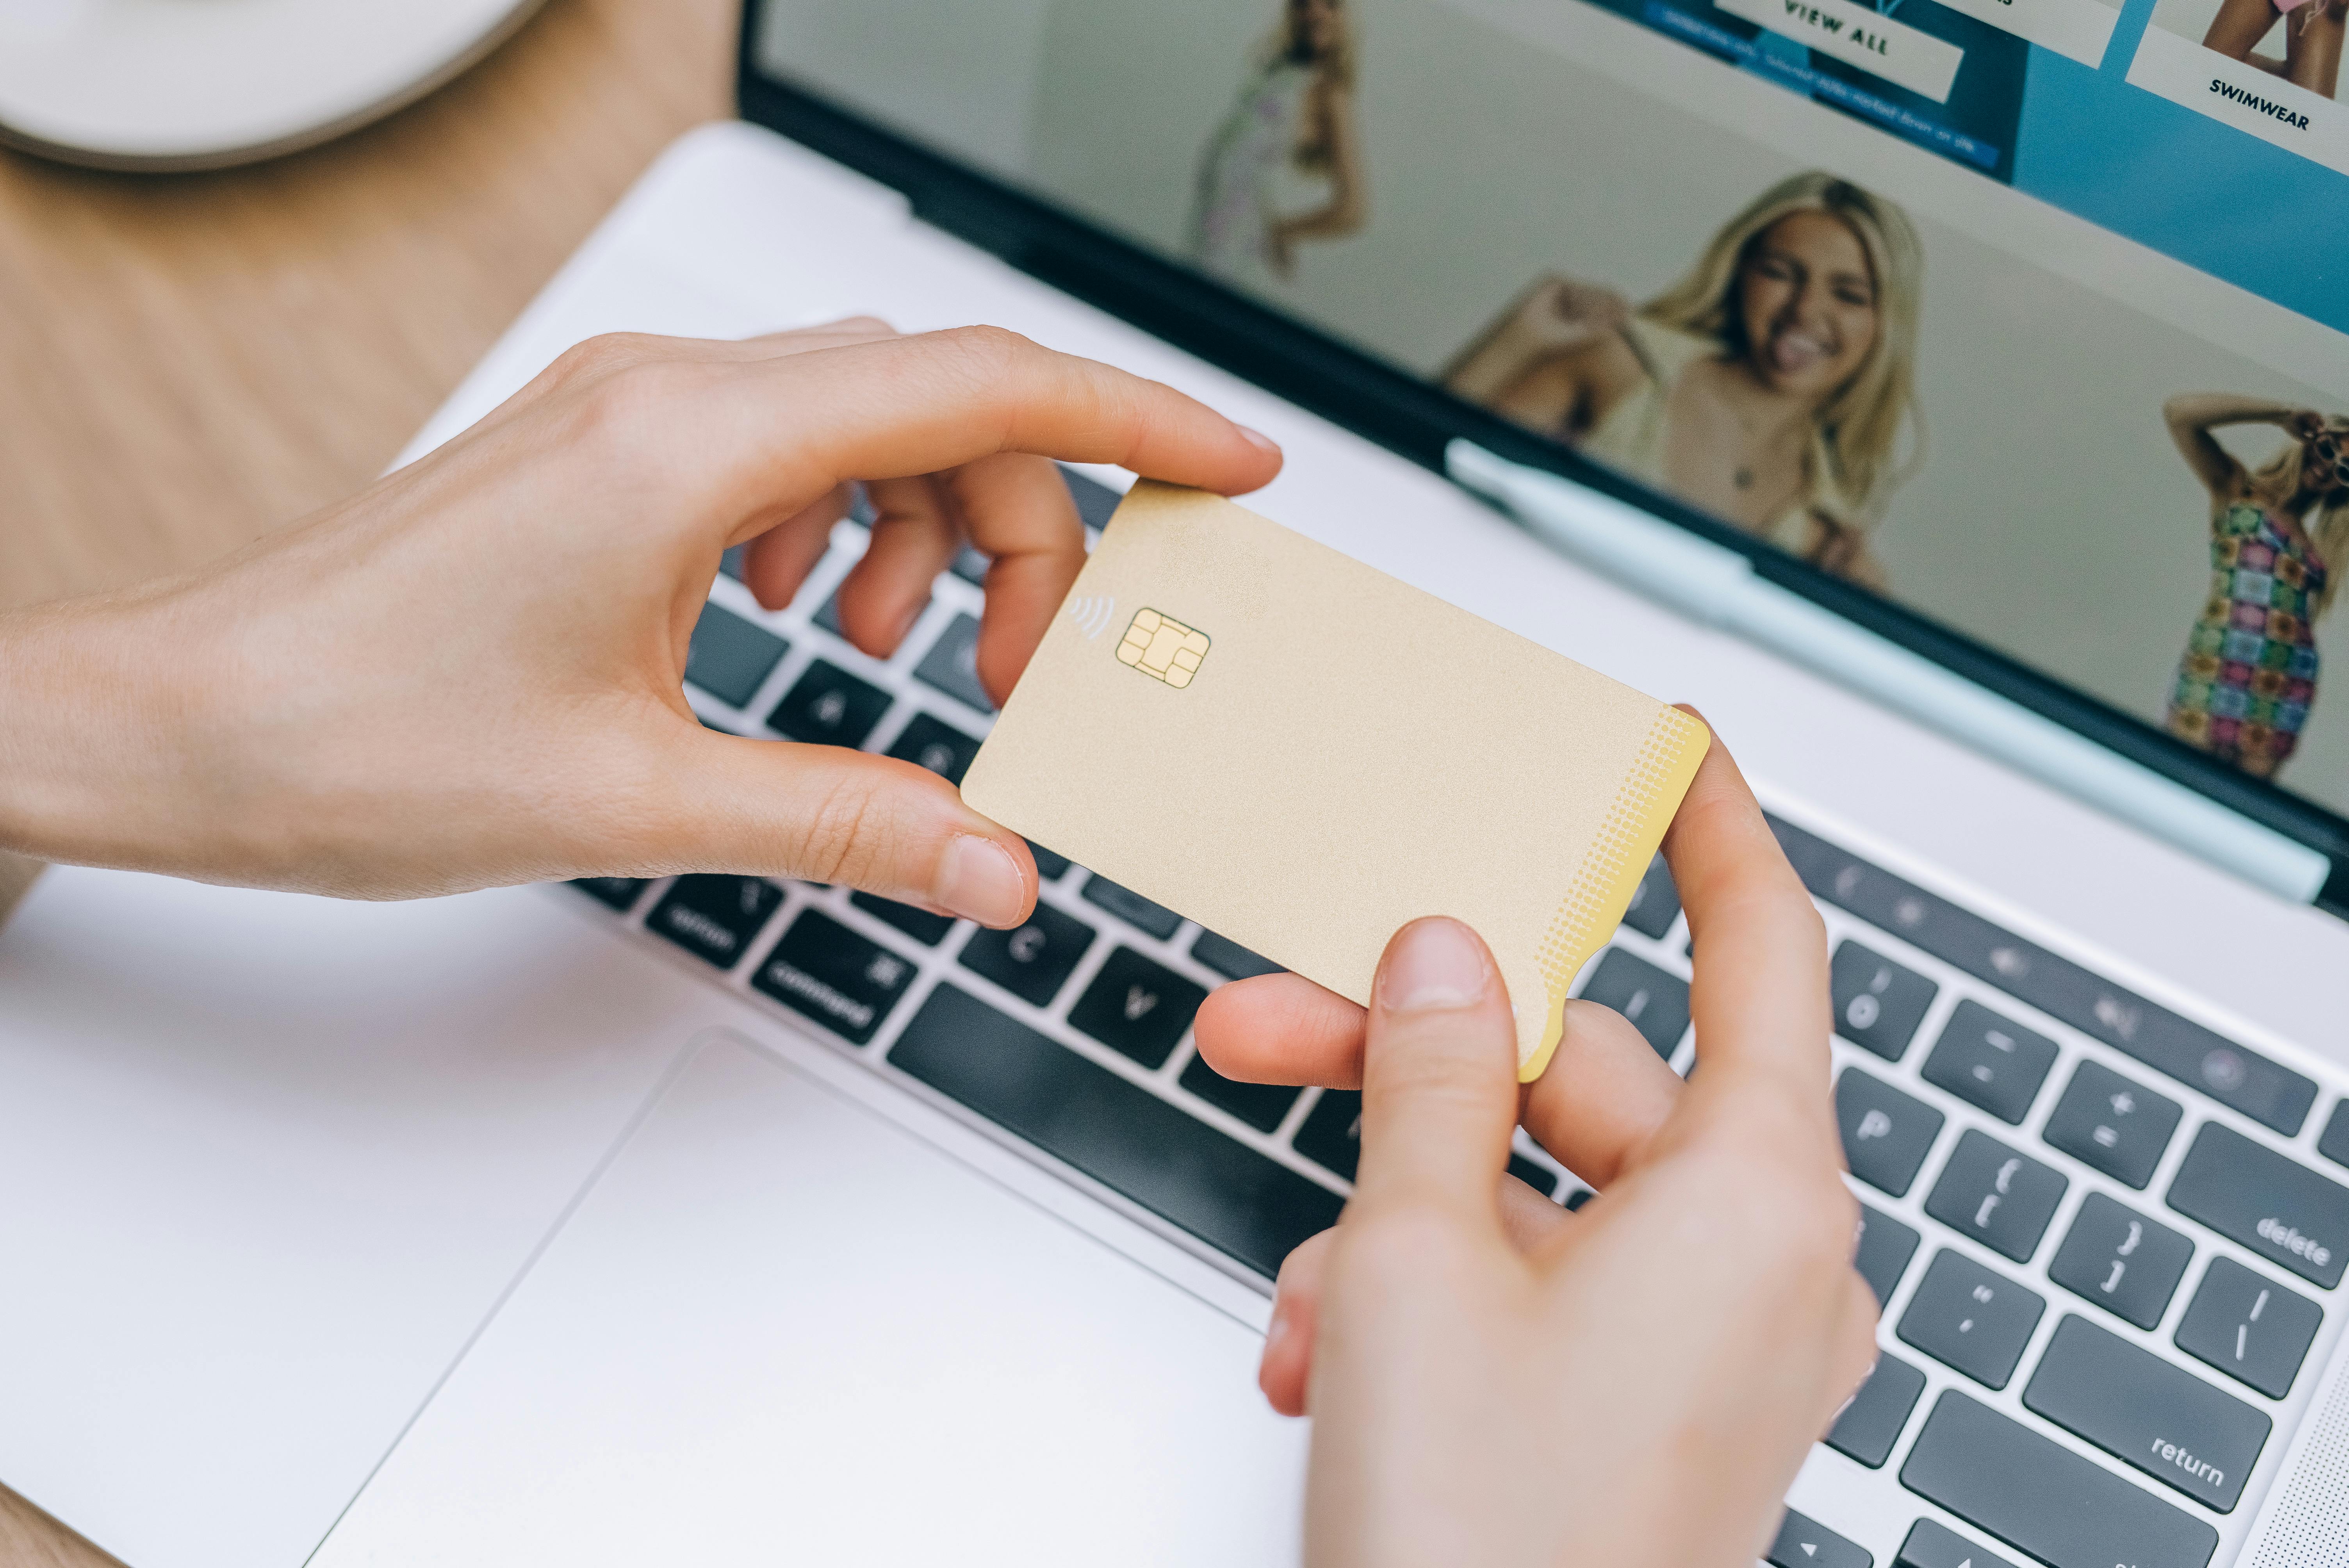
[1115,608,1210,689]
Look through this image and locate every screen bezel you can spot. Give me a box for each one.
[733,2,2349,916]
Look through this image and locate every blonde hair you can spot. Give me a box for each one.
[1641,171,1924,529]
[2249,428,2349,617]
[1267,0,1353,171]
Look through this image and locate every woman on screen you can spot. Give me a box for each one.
[2199,0,2342,103]
[1188,0,1366,286]
[2161,395,2349,779]
[1443,172,1923,589]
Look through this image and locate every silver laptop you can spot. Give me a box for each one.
[5,2,2348,1566]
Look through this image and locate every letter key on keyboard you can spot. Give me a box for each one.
[1897,1249,2043,1389]
[1836,1068,1944,1197]
[2023,1315,2269,1512]
[1854,1203,1920,1311]
[1830,939,1937,1061]
[1575,948,1690,1058]
[684,603,787,709]
[2045,1192,2192,1329]
[912,612,994,714]
[1068,947,1207,1068]
[887,712,982,785]
[2173,1255,2322,1398]
[2040,1058,2180,1190]
[888,985,1344,1276]
[1921,1000,2057,1124]
[768,659,891,748]
[1924,1130,2066,1263]
[2167,1121,2349,1288]
[1826,1351,1925,1468]
[1900,1391,2219,1568]
[958,903,1094,1007]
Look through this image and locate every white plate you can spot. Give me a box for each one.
[0,0,547,171]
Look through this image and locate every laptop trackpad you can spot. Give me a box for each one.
[312,1028,1307,1566]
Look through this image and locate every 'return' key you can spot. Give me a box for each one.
[1766,1508,1873,1568]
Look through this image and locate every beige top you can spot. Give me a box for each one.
[1578,317,1857,557]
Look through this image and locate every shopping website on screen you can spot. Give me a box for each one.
[761,0,2349,817]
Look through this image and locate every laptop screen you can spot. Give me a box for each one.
[743,0,2349,838]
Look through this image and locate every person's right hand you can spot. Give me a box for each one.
[1504,273,1632,357]
[1194,737,1878,1567]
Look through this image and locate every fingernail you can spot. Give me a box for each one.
[933,835,1027,928]
[1376,917,1490,1014]
[1237,424,1281,458]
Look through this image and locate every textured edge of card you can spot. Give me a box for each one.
[1521,708,1711,1081]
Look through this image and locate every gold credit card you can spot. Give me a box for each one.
[962,482,1709,1080]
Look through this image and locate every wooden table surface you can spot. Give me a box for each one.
[0,0,732,1557]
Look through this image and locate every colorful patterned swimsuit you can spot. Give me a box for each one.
[2166,501,2324,775]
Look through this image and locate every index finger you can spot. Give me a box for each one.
[1663,718,1833,1096]
[705,326,1283,517]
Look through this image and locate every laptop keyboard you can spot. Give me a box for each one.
[572,467,2344,1568]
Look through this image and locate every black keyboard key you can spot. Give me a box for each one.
[1027,841,1071,882]
[1855,1202,1920,1311]
[1575,948,1690,1058]
[2322,1100,2349,1170]
[1562,1185,1593,1210]
[1766,1509,1871,1568]
[814,587,846,637]
[1061,465,1123,530]
[2046,1192,2192,1329]
[1507,1153,1559,1199]
[1920,1001,2057,1125]
[2042,1059,2180,1190]
[1900,1390,2218,1568]
[1068,947,1207,1069]
[1826,1352,1925,1468]
[768,659,891,748]
[1925,1130,2067,1263]
[890,985,1344,1276]
[2024,1314,2269,1512]
[684,602,788,708]
[647,875,783,969]
[1897,1249,2044,1389]
[1079,875,1184,941]
[850,891,956,946]
[750,909,917,1046]
[886,713,982,786]
[912,612,994,713]
[1831,939,1937,1062]
[2168,1121,2349,1288]
[1620,854,1680,939]
[2174,1255,2322,1398]
[571,877,647,911]
[948,544,989,585]
[719,543,748,581]
[1292,1089,1362,1182]
[1191,928,1283,981]
[1773,816,2315,1136]
[1836,1068,1944,1197]
[1180,1053,1301,1133]
[957,902,1094,1008]
[1895,1518,2020,1568]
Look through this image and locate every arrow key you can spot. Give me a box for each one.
[1893,1517,2019,1568]
[1766,1507,1873,1568]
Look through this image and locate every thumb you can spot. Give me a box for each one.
[1351,917,1520,1226]
[649,731,1037,927]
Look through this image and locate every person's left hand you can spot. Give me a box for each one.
[0,321,1281,907]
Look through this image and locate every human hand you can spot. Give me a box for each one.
[0,322,1281,906]
[1193,737,1876,1567]
[1504,274,1631,357]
